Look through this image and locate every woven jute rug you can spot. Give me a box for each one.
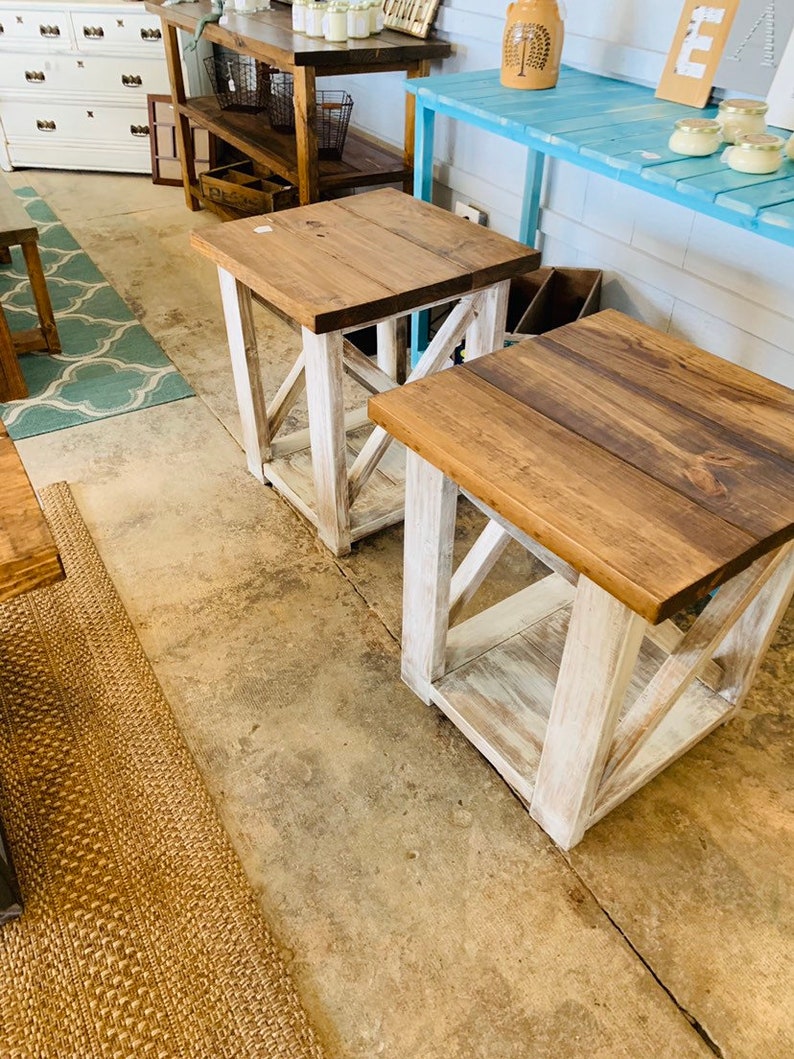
[0,482,324,1059]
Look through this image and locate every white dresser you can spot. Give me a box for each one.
[0,0,207,174]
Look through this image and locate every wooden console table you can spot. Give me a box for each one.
[146,0,451,209]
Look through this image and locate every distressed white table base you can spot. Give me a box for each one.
[401,450,794,850]
[217,269,510,556]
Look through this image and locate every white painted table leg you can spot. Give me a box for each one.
[376,316,408,384]
[531,576,646,850]
[217,267,270,482]
[714,541,794,714]
[465,279,510,360]
[401,451,458,703]
[302,327,351,557]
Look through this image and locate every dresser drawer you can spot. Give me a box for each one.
[6,138,152,172]
[0,8,73,48]
[69,8,164,53]
[0,99,151,144]
[0,52,170,97]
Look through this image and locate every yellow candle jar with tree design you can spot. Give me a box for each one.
[501,0,565,90]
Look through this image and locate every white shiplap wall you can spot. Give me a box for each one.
[331,0,794,386]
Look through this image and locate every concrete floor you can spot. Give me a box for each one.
[5,169,793,1059]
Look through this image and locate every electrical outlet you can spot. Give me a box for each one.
[454,201,488,225]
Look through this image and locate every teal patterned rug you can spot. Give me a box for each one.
[0,188,193,440]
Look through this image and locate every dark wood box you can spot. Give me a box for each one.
[199,160,297,217]
[507,266,602,338]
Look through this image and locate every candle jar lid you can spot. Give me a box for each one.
[719,98,768,115]
[733,133,784,151]
[674,118,721,134]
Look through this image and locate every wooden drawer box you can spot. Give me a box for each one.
[507,266,602,337]
[199,160,297,216]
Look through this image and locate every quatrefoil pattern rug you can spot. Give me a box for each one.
[0,188,193,440]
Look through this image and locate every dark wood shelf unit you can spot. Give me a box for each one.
[181,96,410,196]
[145,0,451,209]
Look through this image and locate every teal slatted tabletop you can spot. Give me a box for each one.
[406,66,794,247]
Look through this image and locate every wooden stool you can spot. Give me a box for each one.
[369,309,794,850]
[191,189,539,556]
[0,183,61,402]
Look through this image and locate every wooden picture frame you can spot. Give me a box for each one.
[383,0,442,39]
[656,0,741,108]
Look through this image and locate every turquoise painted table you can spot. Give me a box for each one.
[406,65,794,248]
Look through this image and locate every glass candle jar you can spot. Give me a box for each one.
[291,0,306,32]
[324,1,348,40]
[724,133,784,175]
[787,134,794,162]
[368,0,384,33]
[668,117,722,157]
[348,3,370,37]
[305,2,326,36]
[717,98,768,144]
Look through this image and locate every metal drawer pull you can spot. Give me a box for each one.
[39,24,61,37]
[25,71,46,83]
[130,124,150,137]
[121,74,143,88]
[140,27,161,41]
[83,25,104,38]
[36,120,57,132]
[0,24,4,35]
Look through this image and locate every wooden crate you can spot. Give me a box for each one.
[507,267,602,338]
[199,160,297,216]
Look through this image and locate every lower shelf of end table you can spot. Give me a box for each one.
[263,410,408,543]
[435,570,732,831]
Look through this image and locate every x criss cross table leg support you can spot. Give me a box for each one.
[216,267,510,557]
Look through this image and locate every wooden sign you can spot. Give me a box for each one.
[383,0,441,39]
[656,0,741,108]
[715,0,794,97]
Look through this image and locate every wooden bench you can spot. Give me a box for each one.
[369,309,794,850]
[191,188,539,556]
[0,182,61,403]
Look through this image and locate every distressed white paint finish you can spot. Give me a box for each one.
[401,452,458,703]
[266,351,305,438]
[376,316,409,384]
[714,542,794,711]
[217,267,270,482]
[530,576,647,851]
[464,279,510,360]
[448,519,511,625]
[302,327,351,557]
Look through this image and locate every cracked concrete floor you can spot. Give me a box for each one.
[5,170,792,1059]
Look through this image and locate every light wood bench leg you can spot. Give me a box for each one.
[21,238,60,354]
[401,451,457,702]
[302,327,351,557]
[0,303,27,402]
[531,575,646,850]
[218,267,270,482]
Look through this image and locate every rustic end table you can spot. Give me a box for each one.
[369,309,794,850]
[192,188,539,556]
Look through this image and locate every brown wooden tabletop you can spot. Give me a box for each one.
[369,308,794,624]
[191,188,540,334]
[0,424,64,604]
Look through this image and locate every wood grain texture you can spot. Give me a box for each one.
[369,310,794,624]
[0,423,64,603]
[191,189,539,334]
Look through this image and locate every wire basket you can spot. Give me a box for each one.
[203,54,271,112]
[268,73,354,160]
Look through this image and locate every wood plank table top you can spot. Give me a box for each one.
[0,423,64,604]
[190,188,540,334]
[369,309,794,624]
[146,0,451,70]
